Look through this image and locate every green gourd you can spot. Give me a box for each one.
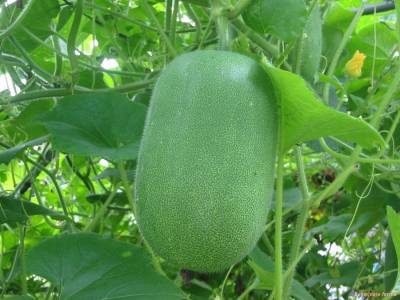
[135,50,278,272]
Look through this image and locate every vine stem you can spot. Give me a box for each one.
[142,0,177,58]
[237,278,259,300]
[231,19,279,58]
[183,2,202,44]
[370,63,400,128]
[5,78,155,105]
[384,109,400,147]
[282,146,310,300]
[164,0,173,64]
[308,147,362,208]
[117,162,136,216]
[0,0,36,40]
[8,36,53,81]
[322,6,364,104]
[228,0,253,19]
[19,225,27,295]
[67,0,84,89]
[1,225,27,297]
[274,152,284,300]
[220,265,234,300]
[169,0,180,48]
[25,156,73,232]
[84,188,117,232]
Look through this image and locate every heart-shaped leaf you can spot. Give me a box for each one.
[26,233,184,300]
[263,66,384,152]
[243,0,307,42]
[41,92,147,161]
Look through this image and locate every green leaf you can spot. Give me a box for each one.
[243,0,307,42]
[324,2,355,30]
[385,233,398,294]
[386,207,400,293]
[0,136,48,165]
[307,214,354,241]
[297,4,322,82]
[41,92,147,161]
[0,195,63,224]
[263,66,384,152]
[322,3,355,62]
[347,22,397,77]
[5,100,54,142]
[26,233,184,300]
[0,0,60,53]
[96,167,136,181]
[346,178,400,234]
[248,247,315,300]
[305,261,364,288]
[86,192,128,205]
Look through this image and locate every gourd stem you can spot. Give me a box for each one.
[231,19,292,71]
[274,152,284,300]
[228,0,253,19]
[212,0,231,50]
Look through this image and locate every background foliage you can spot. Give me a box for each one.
[0,0,399,299]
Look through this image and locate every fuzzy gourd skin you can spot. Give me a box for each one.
[135,50,278,272]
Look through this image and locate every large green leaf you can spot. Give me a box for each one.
[248,247,315,300]
[243,0,307,42]
[0,195,63,224]
[386,207,400,294]
[26,233,184,300]
[41,92,147,161]
[263,66,384,152]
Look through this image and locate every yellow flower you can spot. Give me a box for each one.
[345,50,366,78]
